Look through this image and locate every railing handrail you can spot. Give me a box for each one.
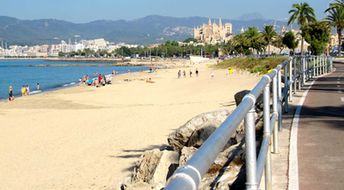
[165,55,333,190]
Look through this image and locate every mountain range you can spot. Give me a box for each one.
[0,15,287,45]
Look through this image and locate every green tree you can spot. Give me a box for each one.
[244,27,265,54]
[283,31,299,54]
[233,33,251,55]
[183,38,197,43]
[326,2,344,56]
[116,46,132,57]
[288,2,316,55]
[302,21,331,55]
[272,35,285,54]
[262,25,277,54]
[221,40,235,55]
[326,0,344,11]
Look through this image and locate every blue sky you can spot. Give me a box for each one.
[0,0,331,22]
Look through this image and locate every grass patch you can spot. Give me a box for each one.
[212,56,288,74]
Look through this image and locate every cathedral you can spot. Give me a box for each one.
[194,18,233,44]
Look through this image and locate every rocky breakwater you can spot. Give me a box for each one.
[121,90,265,190]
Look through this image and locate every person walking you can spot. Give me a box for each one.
[8,85,14,101]
[195,68,199,77]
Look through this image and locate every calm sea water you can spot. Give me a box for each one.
[0,60,148,100]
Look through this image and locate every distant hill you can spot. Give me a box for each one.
[0,15,287,45]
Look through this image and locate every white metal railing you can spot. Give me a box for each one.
[165,55,333,190]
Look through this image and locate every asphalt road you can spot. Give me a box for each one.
[298,61,344,190]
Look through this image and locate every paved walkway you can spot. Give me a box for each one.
[297,62,344,189]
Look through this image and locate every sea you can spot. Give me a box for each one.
[0,59,148,100]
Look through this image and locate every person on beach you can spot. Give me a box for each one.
[26,85,30,95]
[211,72,214,78]
[189,70,192,77]
[21,85,26,96]
[183,70,186,77]
[178,70,181,78]
[195,68,199,77]
[36,83,40,90]
[8,85,14,101]
[102,74,106,86]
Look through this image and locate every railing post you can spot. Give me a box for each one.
[312,56,316,79]
[320,56,323,75]
[263,83,272,190]
[272,74,279,153]
[321,56,325,75]
[323,56,326,74]
[306,57,309,81]
[277,69,283,131]
[293,57,297,93]
[289,58,293,101]
[330,56,333,72]
[284,64,289,113]
[302,56,306,86]
[317,56,320,76]
[326,56,328,73]
[245,99,258,190]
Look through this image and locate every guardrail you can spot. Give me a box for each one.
[165,55,333,190]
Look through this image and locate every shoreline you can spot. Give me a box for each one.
[0,68,152,102]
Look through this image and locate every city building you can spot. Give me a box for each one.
[194,18,233,44]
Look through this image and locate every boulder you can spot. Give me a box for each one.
[179,146,198,166]
[168,110,231,151]
[151,150,179,186]
[234,90,265,131]
[129,149,179,189]
[132,149,162,183]
[234,90,264,112]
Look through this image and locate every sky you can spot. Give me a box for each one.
[0,0,332,23]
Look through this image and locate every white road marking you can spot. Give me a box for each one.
[341,97,344,102]
[337,81,340,84]
[288,80,315,190]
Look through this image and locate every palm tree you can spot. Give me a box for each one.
[326,0,344,12]
[244,27,265,54]
[326,7,344,56]
[262,25,277,55]
[288,3,316,55]
[272,35,285,54]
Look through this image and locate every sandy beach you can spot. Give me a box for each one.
[0,60,260,189]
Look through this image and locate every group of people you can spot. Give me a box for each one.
[7,83,40,101]
[81,73,112,87]
[21,85,30,96]
[178,68,199,78]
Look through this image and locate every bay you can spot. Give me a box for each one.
[0,59,148,100]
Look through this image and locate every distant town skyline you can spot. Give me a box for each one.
[0,0,330,23]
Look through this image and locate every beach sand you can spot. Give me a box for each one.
[0,61,260,189]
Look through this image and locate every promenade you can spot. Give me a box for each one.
[297,61,344,189]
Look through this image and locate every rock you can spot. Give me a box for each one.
[187,123,217,148]
[132,149,162,183]
[179,146,198,166]
[234,90,264,112]
[168,110,231,151]
[198,144,246,190]
[151,150,179,187]
[234,90,265,132]
[130,149,179,189]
